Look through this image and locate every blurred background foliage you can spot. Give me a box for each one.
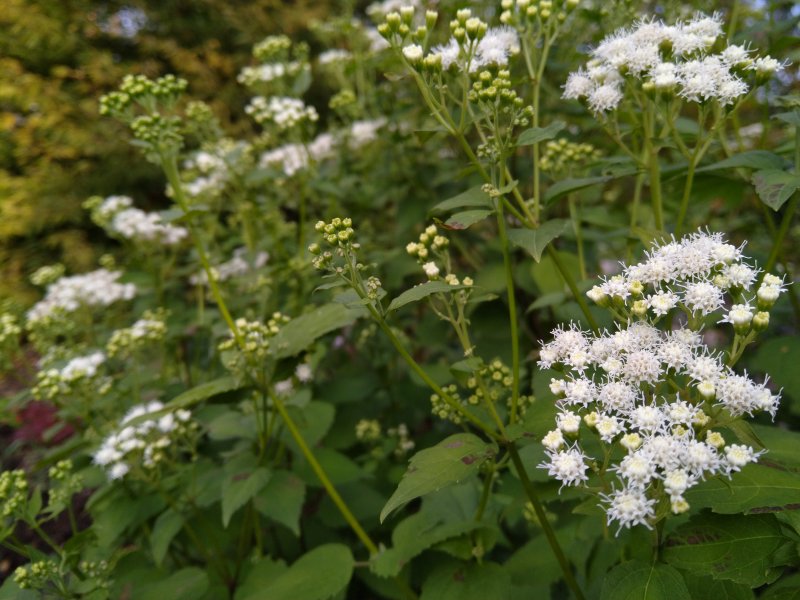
[0,0,332,302]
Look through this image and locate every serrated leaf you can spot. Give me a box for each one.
[420,561,512,600]
[432,185,492,213]
[388,281,467,312]
[545,176,611,203]
[663,513,788,586]
[150,509,184,566]
[507,219,570,262]
[380,433,496,522]
[254,470,306,535]
[752,169,800,211]
[685,463,800,515]
[221,467,271,527]
[444,209,494,229]
[516,121,566,146]
[247,544,353,600]
[271,303,362,359]
[600,561,690,600]
[697,151,786,173]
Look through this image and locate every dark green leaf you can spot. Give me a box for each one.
[662,513,788,586]
[254,470,306,535]
[761,573,800,599]
[271,303,362,359]
[507,220,570,262]
[133,568,209,600]
[432,186,492,213]
[516,121,565,146]
[380,433,496,522]
[247,544,353,600]
[750,337,800,402]
[545,176,611,203]
[683,574,754,600]
[150,509,184,566]
[162,377,240,414]
[773,111,800,127]
[235,557,289,600]
[600,561,690,600]
[751,169,800,211]
[445,209,494,229]
[221,467,271,527]
[420,561,512,600]
[697,151,786,173]
[388,281,467,312]
[685,464,800,515]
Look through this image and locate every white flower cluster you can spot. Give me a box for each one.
[107,311,168,358]
[0,313,21,345]
[91,195,188,245]
[27,269,136,326]
[93,401,196,480]
[538,232,786,532]
[424,25,520,73]
[318,49,352,65]
[367,0,424,19]
[238,61,305,86]
[348,118,387,149]
[183,150,229,197]
[189,247,269,286]
[34,351,109,401]
[245,96,319,130]
[563,14,785,112]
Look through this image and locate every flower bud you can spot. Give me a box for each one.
[752,311,770,332]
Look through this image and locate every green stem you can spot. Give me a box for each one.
[268,388,378,555]
[547,246,600,333]
[644,103,664,232]
[761,194,798,278]
[568,194,587,280]
[508,445,585,600]
[674,152,698,236]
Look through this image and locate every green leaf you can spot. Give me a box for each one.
[420,561,513,600]
[221,467,271,527]
[751,169,800,211]
[516,121,565,146]
[600,561,690,600]
[545,176,611,203]
[156,376,240,417]
[380,433,496,522]
[235,557,289,600]
[444,209,494,229]
[662,513,788,586]
[773,111,800,127]
[761,573,800,599]
[685,464,800,515]
[750,337,800,402]
[388,281,467,312]
[371,511,485,577]
[133,568,209,600]
[150,509,184,566]
[683,574,755,600]
[507,220,570,262]
[271,303,362,359]
[254,470,306,535]
[697,151,786,173]
[249,544,353,600]
[432,186,492,213]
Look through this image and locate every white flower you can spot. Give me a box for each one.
[615,452,657,488]
[588,84,623,113]
[431,39,461,70]
[540,446,589,488]
[596,414,622,442]
[563,70,594,99]
[556,411,582,434]
[295,363,313,383]
[725,444,760,473]
[422,261,440,278]
[602,487,656,532]
[683,281,724,314]
[646,291,678,316]
[663,469,694,499]
[542,429,565,451]
[402,44,424,63]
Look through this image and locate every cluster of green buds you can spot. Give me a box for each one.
[500,0,579,28]
[539,138,601,174]
[29,264,66,287]
[329,89,359,119]
[466,358,535,415]
[13,560,60,592]
[430,384,466,423]
[253,35,293,62]
[0,470,28,522]
[309,217,358,272]
[0,313,22,353]
[239,34,310,97]
[106,309,169,359]
[33,351,110,402]
[99,74,189,163]
[45,460,83,516]
[218,313,290,377]
[377,6,436,49]
[184,100,222,141]
[355,419,381,442]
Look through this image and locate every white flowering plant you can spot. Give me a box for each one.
[1,1,800,599]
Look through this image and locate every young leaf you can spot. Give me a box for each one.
[150,508,184,566]
[697,150,786,173]
[544,176,612,203]
[221,467,271,527]
[600,561,691,600]
[379,433,496,522]
[444,209,494,229]
[271,303,362,359]
[254,470,306,536]
[432,186,492,213]
[240,544,353,600]
[751,170,800,211]
[662,513,789,586]
[388,281,467,312]
[507,219,570,262]
[516,121,565,146]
